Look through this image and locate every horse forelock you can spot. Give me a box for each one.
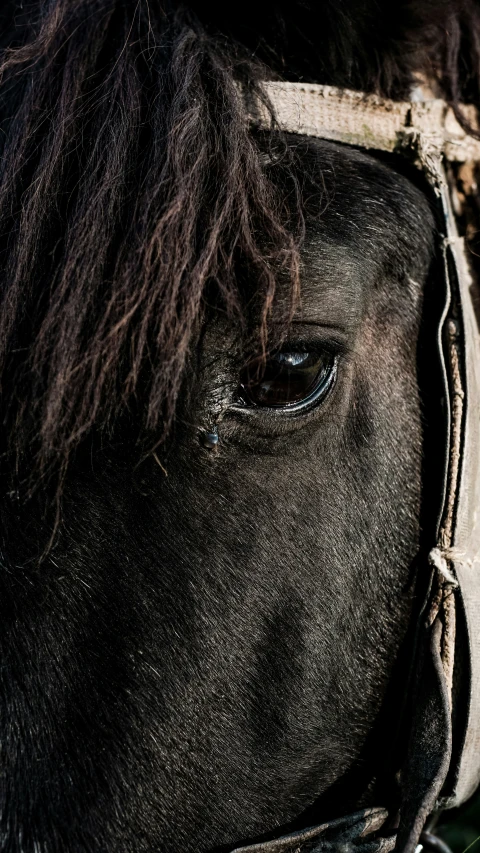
[0,1,302,496]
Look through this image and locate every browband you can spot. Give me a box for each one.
[246,82,480,182]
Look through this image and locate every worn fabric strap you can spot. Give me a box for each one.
[231,808,396,853]
[247,82,480,184]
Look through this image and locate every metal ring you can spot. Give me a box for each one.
[420,831,454,853]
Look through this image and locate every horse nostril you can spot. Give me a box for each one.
[199,426,219,450]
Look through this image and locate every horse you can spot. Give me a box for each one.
[0,1,479,851]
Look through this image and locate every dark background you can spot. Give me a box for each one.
[438,791,480,853]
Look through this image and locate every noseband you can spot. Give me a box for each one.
[231,83,480,853]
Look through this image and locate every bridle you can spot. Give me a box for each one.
[229,83,480,853]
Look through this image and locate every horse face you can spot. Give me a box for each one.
[2,140,435,852]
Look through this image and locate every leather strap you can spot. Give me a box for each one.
[231,808,395,853]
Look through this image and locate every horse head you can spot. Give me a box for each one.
[0,2,479,851]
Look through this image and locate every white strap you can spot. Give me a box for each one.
[249,82,480,173]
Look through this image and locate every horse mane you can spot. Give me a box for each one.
[0,0,479,496]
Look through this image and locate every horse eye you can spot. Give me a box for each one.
[237,350,337,410]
